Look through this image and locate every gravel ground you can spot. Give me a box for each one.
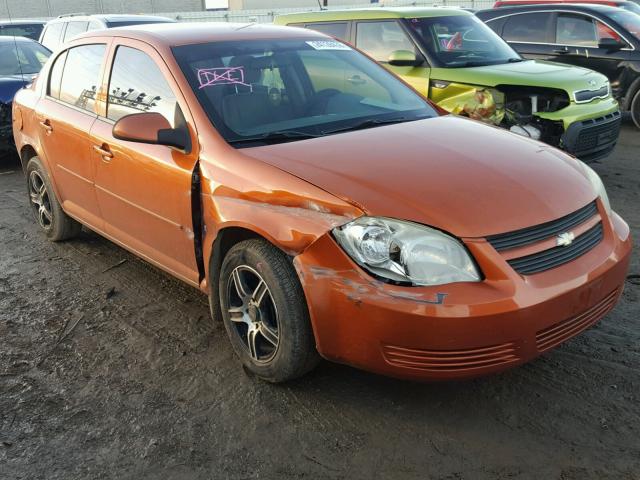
[1,122,638,480]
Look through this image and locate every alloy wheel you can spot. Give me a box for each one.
[28,170,53,230]
[226,265,280,363]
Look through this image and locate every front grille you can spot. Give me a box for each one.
[574,85,609,103]
[575,115,621,152]
[563,111,621,161]
[382,342,519,372]
[507,223,603,275]
[536,288,619,352]
[487,201,597,252]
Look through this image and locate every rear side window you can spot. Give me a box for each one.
[41,22,64,50]
[556,14,597,46]
[48,51,67,99]
[305,22,349,41]
[59,44,106,113]
[63,21,89,42]
[502,13,550,43]
[107,46,177,123]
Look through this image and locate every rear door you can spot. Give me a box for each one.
[496,11,557,60]
[90,40,200,285]
[35,43,108,228]
[40,22,66,51]
[62,21,89,43]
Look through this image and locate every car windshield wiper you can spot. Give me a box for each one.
[507,57,525,63]
[228,130,322,146]
[321,116,422,135]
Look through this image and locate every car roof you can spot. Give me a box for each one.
[46,14,174,24]
[276,7,471,23]
[77,22,328,47]
[477,2,624,14]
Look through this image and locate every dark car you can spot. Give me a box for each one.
[476,4,640,127]
[0,36,50,154]
[39,14,176,52]
[493,0,640,15]
[0,21,46,41]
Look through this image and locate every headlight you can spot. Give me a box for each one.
[333,217,481,286]
[581,162,611,216]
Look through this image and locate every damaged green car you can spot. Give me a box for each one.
[275,7,621,161]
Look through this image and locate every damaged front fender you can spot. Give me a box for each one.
[197,153,364,291]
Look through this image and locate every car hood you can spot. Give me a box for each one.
[431,60,609,95]
[241,116,597,238]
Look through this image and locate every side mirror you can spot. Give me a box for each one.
[113,112,191,152]
[388,50,422,67]
[598,37,625,51]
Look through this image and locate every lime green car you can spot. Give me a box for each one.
[275,7,622,161]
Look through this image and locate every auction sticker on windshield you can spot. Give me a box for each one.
[306,40,351,50]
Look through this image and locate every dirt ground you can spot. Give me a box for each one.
[1,122,638,480]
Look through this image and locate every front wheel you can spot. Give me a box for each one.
[631,89,640,129]
[219,239,320,383]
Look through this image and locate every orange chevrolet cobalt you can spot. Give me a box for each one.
[13,24,631,382]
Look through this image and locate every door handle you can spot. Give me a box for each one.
[347,75,367,86]
[93,144,114,161]
[39,119,53,133]
[553,47,570,54]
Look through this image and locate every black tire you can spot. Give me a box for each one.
[218,239,320,382]
[25,156,81,242]
[631,89,640,129]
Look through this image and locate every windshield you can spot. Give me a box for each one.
[405,15,522,68]
[173,38,436,147]
[0,41,50,75]
[610,10,640,41]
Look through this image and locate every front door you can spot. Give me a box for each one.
[354,20,430,97]
[90,42,200,285]
[551,12,630,85]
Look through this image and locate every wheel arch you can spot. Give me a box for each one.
[19,144,38,170]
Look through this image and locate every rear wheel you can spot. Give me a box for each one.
[25,156,81,241]
[631,89,640,129]
[218,239,319,383]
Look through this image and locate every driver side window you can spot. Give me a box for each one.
[556,14,598,46]
[107,46,177,124]
[355,20,416,62]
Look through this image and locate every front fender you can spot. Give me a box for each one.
[198,151,363,290]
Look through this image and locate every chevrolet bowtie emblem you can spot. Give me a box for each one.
[557,232,575,247]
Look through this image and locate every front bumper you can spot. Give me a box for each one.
[294,209,631,381]
[561,110,622,162]
[536,98,621,162]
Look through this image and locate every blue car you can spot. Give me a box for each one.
[0,36,50,155]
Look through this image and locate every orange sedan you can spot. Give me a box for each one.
[12,24,631,382]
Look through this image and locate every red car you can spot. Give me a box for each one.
[493,0,640,13]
